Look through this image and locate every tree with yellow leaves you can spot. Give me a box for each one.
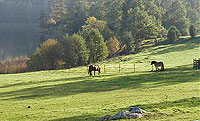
[106,37,121,57]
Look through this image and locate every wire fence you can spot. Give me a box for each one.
[67,62,153,74]
[60,59,197,74]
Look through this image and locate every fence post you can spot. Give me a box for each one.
[119,63,121,73]
[193,58,200,69]
[199,59,200,69]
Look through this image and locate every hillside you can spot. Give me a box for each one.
[0,37,199,121]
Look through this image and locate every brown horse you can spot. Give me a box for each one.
[151,61,165,71]
[88,65,101,76]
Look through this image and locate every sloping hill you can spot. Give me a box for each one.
[0,37,199,121]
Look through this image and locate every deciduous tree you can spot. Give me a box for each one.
[106,37,120,57]
[80,28,108,63]
[62,34,89,67]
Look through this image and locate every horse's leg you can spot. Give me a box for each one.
[154,65,156,71]
[94,71,96,75]
[159,66,162,71]
[161,64,164,71]
[90,71,92,76]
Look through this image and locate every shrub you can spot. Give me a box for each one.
[28,39,64,71]
[167,26,181,43]
[0,57,29,74]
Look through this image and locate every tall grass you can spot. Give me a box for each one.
[0,57,29,74]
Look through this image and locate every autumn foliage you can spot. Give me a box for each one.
[0,57,29,74]
[106,37,121,57]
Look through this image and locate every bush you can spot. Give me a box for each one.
[0,57,29,74]
[28,39,64,71]
[167,26,181,43]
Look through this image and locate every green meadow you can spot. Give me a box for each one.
[0,37,199,121]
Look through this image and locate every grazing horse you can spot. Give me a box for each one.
[88,65,101,76]
[151,61,165,71]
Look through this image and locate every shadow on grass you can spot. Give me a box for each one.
[50,97,200,121]
[0,66,199,100]
[50,115,98,121]
[153,37,199,55]
[0,74,114,89]
[134,97,200,110]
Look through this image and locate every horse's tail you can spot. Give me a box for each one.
[161,62,165,71]
[98,67,101,74]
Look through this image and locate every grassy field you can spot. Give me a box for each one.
[0,37,199,121]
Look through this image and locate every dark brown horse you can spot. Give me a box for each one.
[151,61,165,71]
[88,65,101,76]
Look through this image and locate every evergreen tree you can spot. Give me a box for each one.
[186,7,200,27]
[189,25,197,38]
[80,28,108,63]
[122,31,135,54]
[64,0,90,34]
[82,17,113,40]
[104,0,124,35]
[89,1,106,20]
[49,0,67,24]
[145,0,164,20]
[62,34,89,67]
[39,11,50,42]
[47,0,68,40]
[125,7,163,52]
[163,0,190,35]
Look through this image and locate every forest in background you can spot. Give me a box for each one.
[32,0,200,70]
[0,0,199,60]
[0,0,200,72]
[42,0,200,38]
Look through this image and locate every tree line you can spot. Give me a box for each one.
[28,0,200,70]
